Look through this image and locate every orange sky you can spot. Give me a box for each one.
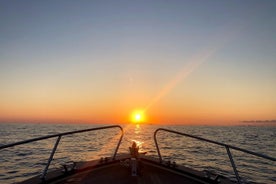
[1,1,276,125]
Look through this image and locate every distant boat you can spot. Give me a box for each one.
[0,125,275,184]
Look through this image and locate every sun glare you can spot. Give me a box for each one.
[135,114,141,121]
[131,110,145,124]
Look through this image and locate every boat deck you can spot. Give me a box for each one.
[20,155,234,184]
[54,161,198,184]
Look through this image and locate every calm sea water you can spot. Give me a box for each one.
[0,123,275,184]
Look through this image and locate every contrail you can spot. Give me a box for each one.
[144,46,217,112]
[142,21,244,113]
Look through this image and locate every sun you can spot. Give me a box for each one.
[135,114,141,121]
[130,110,145,124]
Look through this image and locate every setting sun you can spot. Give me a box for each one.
[130,110,146,124]
[135,114,141,121]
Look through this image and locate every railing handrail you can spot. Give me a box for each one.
[154,128,275,184]
[0,125,124,180]
[0,125,123,150]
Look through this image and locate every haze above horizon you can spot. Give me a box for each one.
[0,1,275,125]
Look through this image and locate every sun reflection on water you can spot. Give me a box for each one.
[131,124,143,150]
[134,124,140,134]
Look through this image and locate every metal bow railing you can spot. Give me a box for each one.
[154,128,275,184]
[0,125,124,180]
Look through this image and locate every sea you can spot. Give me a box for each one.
[0,123,275,184]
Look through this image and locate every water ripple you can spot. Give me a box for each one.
[0,123,275,184]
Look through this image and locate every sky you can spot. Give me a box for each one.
[0,0,276,125]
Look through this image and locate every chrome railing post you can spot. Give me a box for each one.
[41,135,61,180]
[225,146,241,184]
[154,129,162,163]
[112,126,124,160]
